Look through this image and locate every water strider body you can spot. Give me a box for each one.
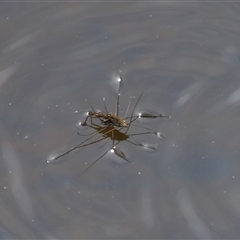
[82,111,128,127]
[81,73,132,129]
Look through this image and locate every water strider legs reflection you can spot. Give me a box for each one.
[48,73,169,177]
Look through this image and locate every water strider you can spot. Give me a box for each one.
[48,73,169,177]
[81,73,133,128]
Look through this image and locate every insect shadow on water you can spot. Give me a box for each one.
[48,73,169,177]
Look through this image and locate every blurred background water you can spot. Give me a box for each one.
[1,2,240,239]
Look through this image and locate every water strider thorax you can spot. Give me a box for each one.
[87,111,128,127]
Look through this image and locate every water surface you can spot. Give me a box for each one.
[1,2,240,239]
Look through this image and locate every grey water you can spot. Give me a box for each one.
[1,2,240,239]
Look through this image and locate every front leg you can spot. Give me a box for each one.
[81,114,89,126]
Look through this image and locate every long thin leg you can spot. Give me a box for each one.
[79,148,110,177]
[79,129,133,177]
[98,139,109,149]
[81,115,90,126]
[125,92,144,133]
[139,113,170,119]
[77,126,117,148]
[77,130,96,137]
[103,98,109,113]
[112,129,114,148]
[51,125,117,161]
[49,136,107,161]
[79,117,137,156]
[79,144,116,177]
[124,114,169,119]
[125,112,168,134]
[124,115,139,131]
[127,115,139,124]
[115,72,122,116]
[129,131,164,138]
[127,123,159,134]
[124,100,131,119]
[82,103,100,126]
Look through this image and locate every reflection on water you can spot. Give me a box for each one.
[1,2,240,239]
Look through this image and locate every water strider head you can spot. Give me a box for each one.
[87,110,107,117]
